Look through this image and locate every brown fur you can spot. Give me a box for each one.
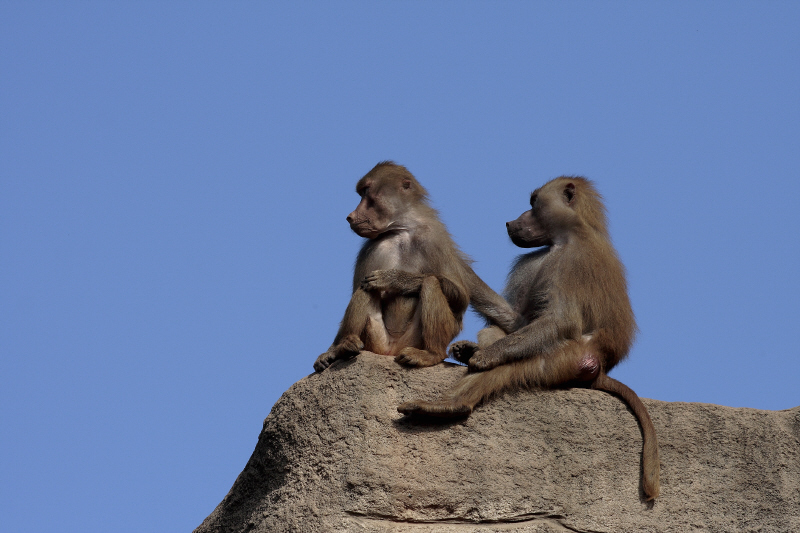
[398,177,660,500]
[314,162,521,372]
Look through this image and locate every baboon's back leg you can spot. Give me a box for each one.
[396,276,461,367]
[399,340,587,417]
[397,365,515,417]
[314,288,375,371]
[477,325,507,348]
[333,287,376,352]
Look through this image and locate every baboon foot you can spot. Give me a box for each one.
[313,350,337,372]
[397,398,473,419]
[338,334,365,355]
[395,347,446,367]
[313,335,364,372]
[448,340,478,364]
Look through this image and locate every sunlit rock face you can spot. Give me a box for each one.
[194,352,800,533]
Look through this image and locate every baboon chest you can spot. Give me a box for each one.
[506,249,556,321]
[371,232,424,336]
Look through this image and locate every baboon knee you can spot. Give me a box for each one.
[477,325,506,349]
[420,276,460,350]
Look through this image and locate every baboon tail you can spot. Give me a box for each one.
[593,374,660,500]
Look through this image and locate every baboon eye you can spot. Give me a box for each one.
[530,194,537,208]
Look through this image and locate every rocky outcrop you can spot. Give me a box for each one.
[195,352,800,533]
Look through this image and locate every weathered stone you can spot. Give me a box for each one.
[195,352,800,533]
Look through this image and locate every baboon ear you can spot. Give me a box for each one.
[563,183,576,205]
[402,178,412,190]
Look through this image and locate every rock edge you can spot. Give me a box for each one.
[195,352,800,533]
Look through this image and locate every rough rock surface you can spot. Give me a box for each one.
[195,352,800,533]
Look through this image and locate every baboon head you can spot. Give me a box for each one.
[346,161,428,239]
[506,177,607,248]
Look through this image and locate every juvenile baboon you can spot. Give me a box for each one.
[313,162,521,372]
[398,177,660,500]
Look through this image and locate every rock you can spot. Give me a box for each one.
[194,352,800,533]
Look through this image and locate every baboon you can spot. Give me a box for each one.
[313,162,521,372]
[398,176,660,500]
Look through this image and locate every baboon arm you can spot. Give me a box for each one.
[362,269,469,316]
[362,269,423,293]
[465,270,524,333]
[468,312,575,370]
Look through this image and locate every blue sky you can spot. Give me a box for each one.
[2,2,798,532]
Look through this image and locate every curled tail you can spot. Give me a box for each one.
[593,374,660,500]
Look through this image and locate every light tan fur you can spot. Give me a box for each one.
[398,177,660,500]
[314,162,522,372]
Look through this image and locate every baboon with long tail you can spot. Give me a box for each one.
[397,176,660,500]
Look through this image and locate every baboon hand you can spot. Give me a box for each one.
[448,340,478,364]
[467,348,503,371]
[361,269,411,293]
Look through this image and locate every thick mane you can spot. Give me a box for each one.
[555,176,609,237]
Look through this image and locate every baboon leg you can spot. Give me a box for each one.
[396,276,460,367]
[477,325,507,348]
[333,288,374,346]
[362,314,391,355]
[314,288,373,372]
[398,369,503,417]
[399,341,586,417]
[420,274,461,358]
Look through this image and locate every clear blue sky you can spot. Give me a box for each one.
[2,3,798,532]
